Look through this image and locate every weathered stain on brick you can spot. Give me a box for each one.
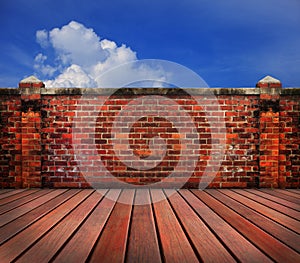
[21,100,41,113]
[260,99,280,113]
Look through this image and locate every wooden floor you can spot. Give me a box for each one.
[0,189,299,263]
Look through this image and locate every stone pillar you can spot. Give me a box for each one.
[256,76,282,188]
[19,76,44,187]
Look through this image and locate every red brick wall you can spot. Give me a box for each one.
[280,95,300,188]
[41,94,83,188]
[0,81,299,189]
[220,94,260,188]
[0,91,22,188]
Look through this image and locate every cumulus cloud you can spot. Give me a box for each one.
[34,21,166,87]
[36,29,49,48]
[34,53,57,77]
[49,21,107,67]
[45,64,96,87]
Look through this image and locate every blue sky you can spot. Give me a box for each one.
[0,0,300,87]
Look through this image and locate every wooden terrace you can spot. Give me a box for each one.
[0,188,299,262]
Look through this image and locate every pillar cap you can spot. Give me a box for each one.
[258,75,281,84]
[256,75,282,88]
[19,76,45,88]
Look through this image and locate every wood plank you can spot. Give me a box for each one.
[0,189,31,203]
[287,189,300,195]
[209,189,300,253]
[260,189,300,204]
[15,190,107,263]
[165,189,235,263]
[194,190,300,262]
[0,189,40,207]
[126,189,161,263]
[245,189,300,212]
[0,189,71,245]
[151,189,199,263]
[52,189,120,263]
[231,189,300,233]
[180,190,271,263]
[0,189,59,227]
[0,190,49,215]
[89,189,135,263]
[0,189,14,195]
[236,189,300,220]
[0,189,91,262]
[275,189,300,200]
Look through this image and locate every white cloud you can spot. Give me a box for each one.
[34,21,167,87]
[44,64,96,87]
[49,21,107,68]
[36,30,49,48]
[34,53,56,77]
